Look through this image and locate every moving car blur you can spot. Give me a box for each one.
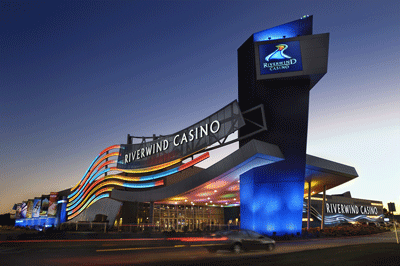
[206,229,276,253]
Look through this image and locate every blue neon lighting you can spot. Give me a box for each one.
[123,182,158,189]
[240,163,304,236]
[253,16,313,42]
[68,169,110,207]
[139,167,179,181]
[68,193,109,217]
[68,155,100,198]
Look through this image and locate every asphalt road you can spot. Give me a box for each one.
[0,231,398,266]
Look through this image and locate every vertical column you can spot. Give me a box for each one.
[149,202,154,230]
[167,206,170,230]
[105,151,108,176]
[307,180,311,230]
[321,185,326,230]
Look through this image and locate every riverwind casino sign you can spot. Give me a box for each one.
[258,41,303,75]
[117,101,245,169]
[325,203,379,215]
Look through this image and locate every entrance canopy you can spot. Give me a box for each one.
[111,139,358,206]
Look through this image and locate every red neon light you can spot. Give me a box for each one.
[99,145,120,156]
[166,237,228,242]
[77,153,118,191]
[178,152,210,171]
[155,180,164,186]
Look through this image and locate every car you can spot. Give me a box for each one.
[206,229,276,254]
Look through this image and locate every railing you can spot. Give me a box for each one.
[59,222,240,234]
[60,221,108,233]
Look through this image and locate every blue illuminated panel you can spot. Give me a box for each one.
[258,41,303,75]
[240,165,304,236]
[253,16,312,42]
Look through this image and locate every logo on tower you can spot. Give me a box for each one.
[265,44,291,61]
[258,41,303,75]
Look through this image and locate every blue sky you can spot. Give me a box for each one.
[1,0,399,214]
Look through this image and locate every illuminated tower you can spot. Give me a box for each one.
[238,16,329,236]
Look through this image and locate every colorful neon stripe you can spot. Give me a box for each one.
[111,158,182,174]
[70,155,100,192]
[69,169,110,203]
[123,180,164,189]
[69,153,210,209]
[70,153,118,196]
[178,153,210,171]
[69,146,120,193]
[67,145,210,220]
[68,193,110,220]
[68,180,124,212]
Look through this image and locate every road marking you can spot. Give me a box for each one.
[190,244,219,247]
[96,246,173,252]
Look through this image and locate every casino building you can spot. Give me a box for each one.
[13,16,383,235]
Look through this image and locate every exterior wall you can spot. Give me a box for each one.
[303,194,384,227]
[66,198,122,226]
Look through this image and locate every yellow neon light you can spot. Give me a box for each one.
[69,181,124,213]
[115,148,207,174]
[70,152,119,192]
[104,175,141,182]
[115,158,182,173]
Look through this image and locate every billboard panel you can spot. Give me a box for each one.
[47,192,58,217]
[26,199,34,218]
[258,41,303,75]
[40,195,50,217]
[32,198,41,218]
[15,203,22,219]
[20,201,27,219]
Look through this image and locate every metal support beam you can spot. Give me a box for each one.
[149,202,154,227]
[307,180,311,230]
[321,185,326,230]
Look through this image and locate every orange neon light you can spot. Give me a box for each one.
[111,158,181,174]
[99,145,120,156]
[179,152,209,171]
[70,181,124,214]
[71,152,119,192]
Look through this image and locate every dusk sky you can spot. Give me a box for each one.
[1,0,399,215]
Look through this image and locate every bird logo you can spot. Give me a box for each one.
[265,44,291,62]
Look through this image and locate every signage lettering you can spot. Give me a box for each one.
[117,100,244,170]
[325,203,378,215]
[258,41,303,75]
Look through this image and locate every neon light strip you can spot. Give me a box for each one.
[70,155,100,192]
[68,181,123,212]
[68,193,110,220]
[69,169,110,203]
[123,180,164,189]
[69,153,209,207]
[76,154,118,189]
[68,179,165,216]
[178,153,210,171]
[139,168,179,181]
[72,152,119,193]
[67,177,106,208]
[99,145,120,155]
[68,152,208,216]
[111,158,182,174]
[104,175,140,182]
[69,146,120,193]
